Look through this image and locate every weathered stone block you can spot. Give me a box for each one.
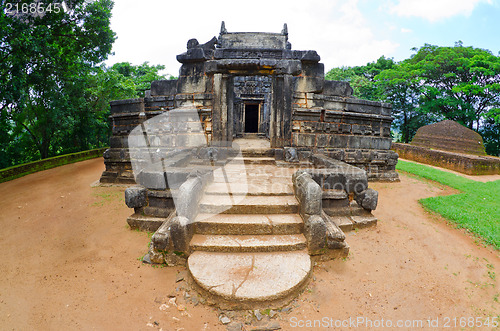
[284,147,299,162]
[293,133,316,147]
[380,104,392,116]
[348,136,362,149]
[345,173,368,194]
[299,50,321,62]
[354,188,378,211]
[304,214,327,255]
[301,62,324,78]
[175,176,203,220]
[137,171,167,190]
[151,80,178,96]
[176,48,211,63]
[346,99,382,115]
[322,197,349,209]
[331,135,348,148]
[179,62,206,77]
[293,171,322,216]
[293,77,324,93]
[274,148,284,161]
[110,98,144,115]
[151,219,172,251]
[316,134,330,147]
[178,75,212,94]
[170,216,191,253]
[339,124,351,134]
[125,185,147,208]
[219,32,287,49]
[350,215,377,228]
[323,81,353,96]
[324,215,346,249]
[323,173,346,191]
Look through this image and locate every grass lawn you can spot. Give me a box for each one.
[396,160,500,250]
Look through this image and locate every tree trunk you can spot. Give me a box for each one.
[403,110,409,143]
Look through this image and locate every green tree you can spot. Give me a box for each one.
[375,61,427,143]
[408,42,500,131]
[0,0,115,162]
[110,62,168,97]
[325,56,395,101]
[480,108,500,156]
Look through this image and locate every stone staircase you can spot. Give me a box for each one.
[187,157,312,309]
[127,139,373,308]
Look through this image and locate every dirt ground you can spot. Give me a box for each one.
[0,158,498,330]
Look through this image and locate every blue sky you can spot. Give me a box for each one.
[106,0,500,77]
[359,0,500,61]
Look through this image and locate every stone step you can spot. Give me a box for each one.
[126,213,166,232]
[188,250,311,309]
[211,165,292,173]
[194,214,303,235]
[211,175,291,183]
[240,133,264,139]
[327,214,377,232]
[204,182,293,196]
[233,157,276,165]
[199,195,299,214]
[189,234,307,253]
[241,149,274,157]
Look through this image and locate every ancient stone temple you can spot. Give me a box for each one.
[100,22,398,184]
[101,23,399,309]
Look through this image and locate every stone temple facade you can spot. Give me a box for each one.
[100,23,399,184]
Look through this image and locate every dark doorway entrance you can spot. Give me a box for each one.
[244,104,259,133]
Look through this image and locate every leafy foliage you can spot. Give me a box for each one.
[0,2,171,168]
[407,42,500,131]
[111,62,169,97]
[0,0,116,164]
[480,116,500,156]
[325,56,395,101]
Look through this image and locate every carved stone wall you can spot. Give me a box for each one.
[100,23,399,184]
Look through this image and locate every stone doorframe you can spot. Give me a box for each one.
[212,72,293,148]
[240,101,262,135]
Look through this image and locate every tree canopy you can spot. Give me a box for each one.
[0,0,116,165]
[326,43,500,155]
[405,42,500,131]
[0,1,170,168]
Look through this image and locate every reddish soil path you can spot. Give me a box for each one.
[0,158,498,330]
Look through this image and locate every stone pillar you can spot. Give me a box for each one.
[226,75,234,142]
[212,73,233,146]
[271,74,293,148]
[283,74,293,147]
[270,75,281,148]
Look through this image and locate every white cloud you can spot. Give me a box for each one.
[106,0,399,74]
[390,0,492,22]
[400,27,412,33]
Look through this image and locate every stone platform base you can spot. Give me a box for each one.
[393,143,500,175]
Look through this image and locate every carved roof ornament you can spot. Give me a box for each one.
[220,21,227,35]
[281,23,288,36]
